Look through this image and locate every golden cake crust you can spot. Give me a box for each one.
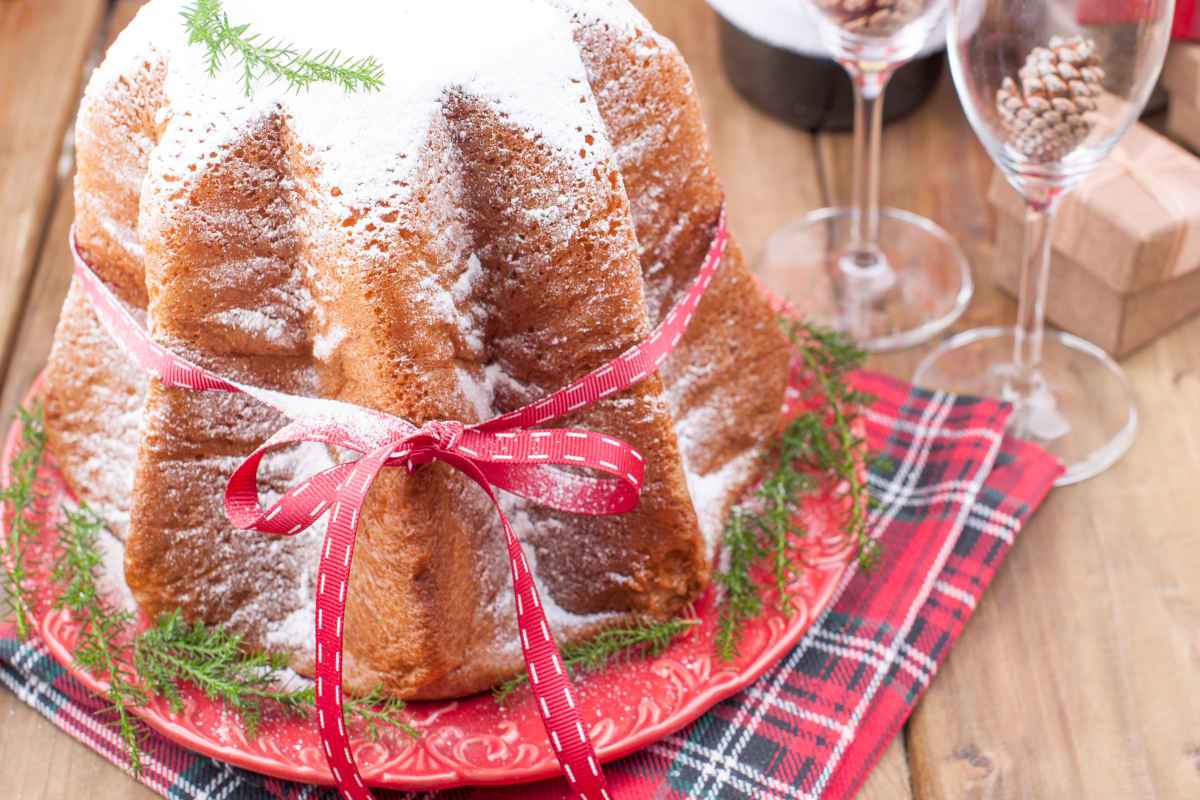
[44,0,791,700]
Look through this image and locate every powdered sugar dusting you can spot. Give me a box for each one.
[60,0,783,700]
[211,307,301,349]
[490,497,621,659]
[244,385,399,449]
[455,255,484,309]
[99,215,146,261]
[312,324,346,361]
[181,441,329,659]
[685,450,759,560]
[45,285,149,542]
[413,251,486,355]
[249,443,332,654]
[66,401,144,538]
[670,360,763,560]
[110,0,614,218]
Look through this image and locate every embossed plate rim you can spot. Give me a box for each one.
[5,369,854,791]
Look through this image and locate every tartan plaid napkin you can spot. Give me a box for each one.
[0,371,1062,800]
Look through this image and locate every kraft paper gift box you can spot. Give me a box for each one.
[988,122,1200,357]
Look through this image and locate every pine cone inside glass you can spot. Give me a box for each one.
[996,35,1105,162]
[814,0,925,34]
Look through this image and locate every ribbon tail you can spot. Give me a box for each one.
[311,445,392,800]
[69,208,733,800]
[441,453,608,800]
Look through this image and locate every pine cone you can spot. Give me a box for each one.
[996,35,1105,162]
[814,0,924,34]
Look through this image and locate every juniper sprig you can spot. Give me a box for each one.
[53,504,148,774]
[1,404,47,640]
[135,610,418,740]
[493,616,700,706]
[182,0,385,97]
[792,323,881,574]
[39,484,417,772]
[2,406,418,773]
[714,322,878,661]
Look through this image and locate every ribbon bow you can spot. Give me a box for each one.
[71,208,729,800]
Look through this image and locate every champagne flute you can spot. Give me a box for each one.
[915,0,1174,484]
[757,0,973,351]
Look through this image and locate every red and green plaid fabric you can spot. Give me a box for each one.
[0,371,1062,799]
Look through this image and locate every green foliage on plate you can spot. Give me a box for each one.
[2,407,414,774]
[492,616,700,706]
[1,404,46,640]
[714,322,879,662]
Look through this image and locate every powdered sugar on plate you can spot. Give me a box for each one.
[685,450,760,561]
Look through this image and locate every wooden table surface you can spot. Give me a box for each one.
[2,1,1198,798]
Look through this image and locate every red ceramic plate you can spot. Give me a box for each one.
[3,363,854,791]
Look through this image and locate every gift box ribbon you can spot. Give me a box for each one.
[69,209,731,800]
[990,126,1200,293]
[1068,133,1200,286]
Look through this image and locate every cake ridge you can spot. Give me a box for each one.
[115,0,632,207]
[45,0,794,702]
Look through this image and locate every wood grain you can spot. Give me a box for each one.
[906,312,1200,800]
[0,0,148,429]
[0,186,75,427]
[869,39,1200,800]
[0,3,157,799]
[860,740,916,800]
[2,0,1199,799]
[0,0,105,383]
[0,702,155,800]
[637,0,824,259]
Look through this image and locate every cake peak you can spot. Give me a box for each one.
[102,0,651,206]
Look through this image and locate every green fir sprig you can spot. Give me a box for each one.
[53,508,418,772]
[792,323,881,574]
[134,610,419,741]
[9,435,418,772]
[493,617,699,706]
[714,322,879,661]
[1,404,48,641]
[182,0,385,97]
[4,322,880,764]
[2,408,418,774]
[53,504,148,774]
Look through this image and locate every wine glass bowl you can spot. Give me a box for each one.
[757,0,972,352]
[810,0,946,62]
[948,0,1173,192]
[915,0,1175,484]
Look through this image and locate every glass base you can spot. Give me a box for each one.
[756,207,972,352]
[913,327,1138,486]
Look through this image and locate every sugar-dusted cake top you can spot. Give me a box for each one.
[97,0,656,208]
[57,0,795,709]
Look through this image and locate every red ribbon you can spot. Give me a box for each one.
[70,209,729,800]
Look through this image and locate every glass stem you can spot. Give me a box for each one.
[847,65,892,261]
[838,63,895,342]
[1011,201,1056,395]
